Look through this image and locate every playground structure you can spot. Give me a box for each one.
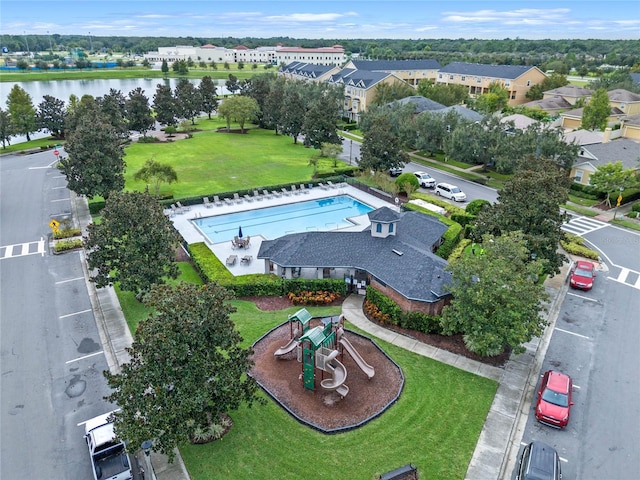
[274,308,375,398]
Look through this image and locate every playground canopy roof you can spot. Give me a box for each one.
[288,308,313,326]
[299,325,327,348]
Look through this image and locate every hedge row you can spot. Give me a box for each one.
[188,242,346,297]
[365,286,444,335]
[560,233,600,261]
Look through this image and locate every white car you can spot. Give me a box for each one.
[414,171,436,188]
[435,182,466,202]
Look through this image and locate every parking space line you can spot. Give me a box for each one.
[567,292,598,302]
[559,456,568,463]
[555,327,591,340]
[65,351,103,364]
[573,384,581,389]
[52,186,67,190]
[56,277,85,284]
[59,308,92,319]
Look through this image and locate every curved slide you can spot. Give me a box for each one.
[274,337,299,357]
[339,337,375,379]
[320,350,349,398]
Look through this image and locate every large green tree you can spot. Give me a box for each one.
[301,83,343,149]
[153,83,177,127]
[198,76,219,120]
[36,95,66,139]
[105,283,263,461]
[440,232,548,357]
[474,157,571,274]
[280,80,306,143]
[217,95,259,133]
[359,113,408,173]
[0,108,14,148]
[84,191,179,295]
[174,78,202,124]
[59,108,125,199]
[417,80,469,106]
[582,88,611,131]
[6,85,36,141]
[588,161,639,207]
[125,87,154,137]
[370,80,416,106]
[98,88,129,139]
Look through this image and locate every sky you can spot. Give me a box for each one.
[1,0,639,41]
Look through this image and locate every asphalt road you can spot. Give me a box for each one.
[0,149,115,479]
[515,223,640,480]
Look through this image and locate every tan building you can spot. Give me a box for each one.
[435,62,547,106]
[543,85,592,106]
[607,89,640,115]
[326,69,408,122]
[560,106,626,130]
[343,59,441,87]
[621,114,640,141]
[570,138,640,186]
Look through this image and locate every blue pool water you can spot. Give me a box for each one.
[193,195,374,243]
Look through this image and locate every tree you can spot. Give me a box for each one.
[473,82,509,114]
[6,85,36,141]
[36,95,66,139]
[84,191,179,296]
[217,95,259,133]
[0,108,14,148]
[59,108,125,200]
[440,232,549,357]
[98,89,128,139]
[174,78,202,124]
[198,76,219,119]
[525,72,569,100]
[474,157,571,274]
[125,87,154,137]
[225,73,240,94]
[370,80,415,106]
[153,83,177,127]
[417,80,469,106]
[105,282,262,461]
[582,88,611,131]
[280,81,306,143]
[588,161,638,207]
[133,158,178,196]
[302,84,343,149]
[161,59,169,75]
[359,113,408,173]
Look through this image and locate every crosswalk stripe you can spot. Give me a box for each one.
[0,239,46,260]
[562,216,608,236]
[608,267,640,291]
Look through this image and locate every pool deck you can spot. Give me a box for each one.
[168,184,396,275]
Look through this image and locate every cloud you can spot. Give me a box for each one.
[442,8,571,24]
[265,12,357,23]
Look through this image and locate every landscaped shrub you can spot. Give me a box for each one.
[448,238,472,261]
[54,238,83,253]
[569,183,603,200]
[287,290,341,306]
[627,211,638,218]
[89,200,106,215]
[53,227,82,239]
[188,242,234,282]
[285,278,346,296]
[365,287,402,325]
[560,233,599,260]
[363,300,392,325]
[450,212,475,227]
[436,222,463,260]
[465,199,491,216]
[398,311,443,334]
[632,203,640,213]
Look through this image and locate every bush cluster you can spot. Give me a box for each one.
[54,238,83,253]
[560,233,599,260]
[53,227,82,239]
[287,290,341,306]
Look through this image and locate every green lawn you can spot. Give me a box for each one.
[124,119,331,198]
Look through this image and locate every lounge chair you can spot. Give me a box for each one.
[272,190,282,198]
[290,184,299,195]
[281,187,291,196]
[262,189,273,199]
[203,197,214,208]
[318,183,329,190]
[213,195,223,206]
[233,193,243,204]
[171,204,183,215]
[176,201,191,211]
[253,190,263,201]
[224,197,233,206]
[226,255,238,266]
[327,181,337,189]
[244,193,253,202]
[241,255,253,264]
[299,183,310,194]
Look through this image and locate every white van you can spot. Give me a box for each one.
[435,182,466,202]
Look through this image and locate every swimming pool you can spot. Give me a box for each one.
[193,195,374,244]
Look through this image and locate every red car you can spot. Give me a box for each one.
[570,260,596,290]
[535,370,574,429]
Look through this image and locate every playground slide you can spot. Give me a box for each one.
[320,350,348,391]
[274,338,299,357]
[339,337,375,379]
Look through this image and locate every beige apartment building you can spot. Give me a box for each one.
[343,59,441,87]
[435,62,546,106]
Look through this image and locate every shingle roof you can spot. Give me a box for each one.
[427,105,484,123]
[280,62,336,79]
[563,130,603,146]
[439,62,538,79]
[328,69,393,89]
[257,209,452,302]
[543,85,592,98]
[351,59,441,71]
[388,96,446,113]
[522,96,573,111]
[607,89,640,103]
[623,114,640,127]
[579,139,640,170]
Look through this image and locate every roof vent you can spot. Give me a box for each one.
[392,249,404,256]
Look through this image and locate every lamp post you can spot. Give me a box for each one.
[613,186,624,220]
[349,140,353,165]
